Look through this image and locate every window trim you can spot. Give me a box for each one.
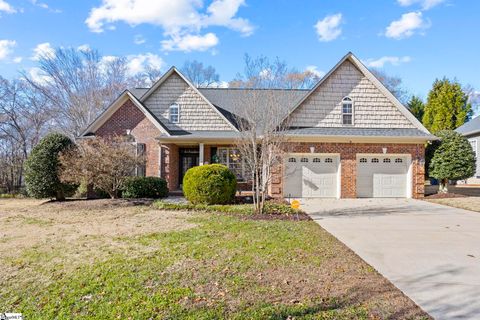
[169,104,180,123]
[341,96,354,125]
[217,147,247,180]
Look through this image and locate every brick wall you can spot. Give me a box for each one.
[95,99,161,178]
[270,142,425,199]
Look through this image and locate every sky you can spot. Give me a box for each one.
[0,0,479,100]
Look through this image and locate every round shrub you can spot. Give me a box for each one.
[24,133,74,200]
[183,164,237,205]
[122,177,169,199]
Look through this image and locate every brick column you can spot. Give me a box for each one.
[162,143,179,190]
[340,145,356,198]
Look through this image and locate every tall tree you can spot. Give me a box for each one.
[422,78,473,134]
[24,47,137,138]
[370,69,409,104]
[181,60,220,88]
[407,95,425,121]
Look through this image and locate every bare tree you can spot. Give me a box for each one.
[229,54,320,89]
[23,48,137,138]
[59,136,145,198]
[232,55,296,214]
[370,68,409,104]
[181,60,220,88]
[0,77,52,192]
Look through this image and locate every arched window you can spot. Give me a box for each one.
[342,97,353,125]
[325,158,333,163]
[169,104,179,123]
[383,158,391,163]
[288,157,296,163]
[359,158,367,163]
[395,158,403,163]
[313,158,321,163]
[371,158,379,163]
[300,158,308,163]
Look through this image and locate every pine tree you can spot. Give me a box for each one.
[422,78,473,134]
[407,95,425,121]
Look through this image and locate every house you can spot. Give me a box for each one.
[82,52,436,199]
[456,116,480,184]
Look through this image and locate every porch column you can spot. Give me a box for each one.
[199,143,204,165]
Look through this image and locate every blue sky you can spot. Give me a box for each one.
[0,0,478,100]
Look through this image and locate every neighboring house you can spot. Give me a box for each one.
[82,52,435,199]
[456,116,480,184]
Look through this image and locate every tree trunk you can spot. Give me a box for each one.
[438,179,449,193]
[56,189,65,201]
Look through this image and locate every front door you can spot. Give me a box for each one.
[179,148,199,185]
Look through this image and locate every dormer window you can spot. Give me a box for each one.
[169,104,179,123]
[342,97,353,125]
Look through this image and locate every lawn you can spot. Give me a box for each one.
[427,196,480,213]
[0,199,429,319]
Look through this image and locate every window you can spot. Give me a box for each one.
[371,158,379,163]
[288,157,296,163]
[359,158,367,163]
[469,139,477,158]
[342,97,353,125]
[169,104,179,123]
[313,158,321,163]
[395,158,403,163]
[218,148,247,180]
[300,158,308,163]
[325,158,333,163]
[135,143,146,177]
[383,158,391,163]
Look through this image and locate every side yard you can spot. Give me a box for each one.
[0,199,429,319]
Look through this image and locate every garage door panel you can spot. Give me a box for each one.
[284,155,339,198]
[357,156,409,198]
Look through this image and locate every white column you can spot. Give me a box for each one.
[199,143,204,165]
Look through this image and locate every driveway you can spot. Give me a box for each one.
[303,198,480,320]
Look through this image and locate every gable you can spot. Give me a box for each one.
[289,59,415,129]
[144,72,235,131]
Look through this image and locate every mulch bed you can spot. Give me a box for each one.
[425,192,468,199]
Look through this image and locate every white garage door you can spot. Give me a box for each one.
[357,155,409,198]
[284,155,339,198]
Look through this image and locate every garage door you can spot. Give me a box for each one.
[284,155,339,198]
[357,155,409,198]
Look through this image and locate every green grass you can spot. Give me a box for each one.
[1,213,381,319]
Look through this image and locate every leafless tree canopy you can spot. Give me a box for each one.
[229,54,321,89]
[0,77,52,192]
[371,68,409,104]
[59,136,145,198]
[181,60,220,88]
[23,48,144,138]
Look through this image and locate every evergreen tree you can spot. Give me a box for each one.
[422,78,473,134]
[429,130,476,193]
[407,95,425,121]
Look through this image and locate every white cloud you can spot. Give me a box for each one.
[305,65,325,78]
[364,56,412,68]
[314,13,343,42]
[134,34,146,45]
[13,56,22,63]
[397,0,444,10]
[0,0,16,14]
[30,0,62,13]
[77,44,91,52]
[161,33,219,52]
[0,39,16,60]
[385,11,430,39]
[126,53,164,75]
[85,0,253,52]
[32,42,55,60]
[28,67,51,84]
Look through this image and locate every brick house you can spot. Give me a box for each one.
[82,52,436,199]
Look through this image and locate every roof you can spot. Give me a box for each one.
[285,127,436,138]
[456,116,480,137]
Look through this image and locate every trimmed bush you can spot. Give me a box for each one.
[183,164,237,205]
[122,177,169,199]
[24,133,74,200]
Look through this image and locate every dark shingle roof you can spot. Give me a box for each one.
[129,88,148,99]
[285,127,436,138]
[456,116,480,136]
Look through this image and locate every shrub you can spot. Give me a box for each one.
[263,202,298,215]
[183,164,237,205]
[24,133,74,200]
[122,177,168,199]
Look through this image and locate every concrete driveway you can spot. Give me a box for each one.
[302,198,480,320]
